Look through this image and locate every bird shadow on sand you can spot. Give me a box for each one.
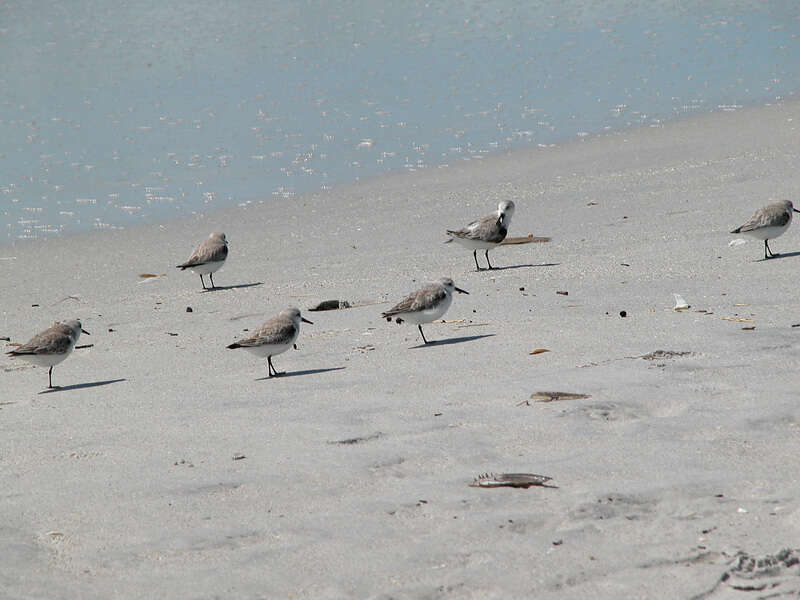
[481,263,560,271]
[410,334,495,349]
[757,251,800,262]
[38,378,127,394]
[200,282,264,293]
[255,366,346,380]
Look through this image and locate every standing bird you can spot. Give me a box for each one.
[445,200,515,270]
[177,232,228,289]
[6,319,89,388]
[226,308,312,378]
[731,200,799,259]
[382,277,469,344]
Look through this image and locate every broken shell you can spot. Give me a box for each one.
[470,473,555,489]
[673,294,690,311]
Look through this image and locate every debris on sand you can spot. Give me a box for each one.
[470,473,556,489]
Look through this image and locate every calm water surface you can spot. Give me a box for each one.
[1,1,798,241]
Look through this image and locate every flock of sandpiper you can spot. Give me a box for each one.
[6,197,797,388]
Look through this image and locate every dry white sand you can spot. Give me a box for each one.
[3,102,800,599]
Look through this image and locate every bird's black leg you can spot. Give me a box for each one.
[473,249,481,271]
[485,249,494,270]
[200,274,207,289]
[48,365,54,389]
[418,324,430,344]
[765,240,776,259]
[267,356,284,377]
[209,273,216,289]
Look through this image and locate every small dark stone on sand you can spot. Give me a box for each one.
[556,290,568,296]
[108,328,115,332]
[31,304,39,307]
[186,307,193,313]
[519,287,525,291]
[619,311,627,317]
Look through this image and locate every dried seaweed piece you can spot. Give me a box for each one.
[721,317,754,323]
[308,300,351,312]
[328,432,383,445]
[470,473,556,489]
[529,348,550,355]
[530,391,590,402]
[139,273,158,278]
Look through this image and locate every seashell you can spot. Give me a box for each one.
[470,472,555,489]
[673,293,690,311]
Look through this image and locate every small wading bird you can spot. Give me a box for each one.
[731,200,799,259]
[382,278,469,344]
[176,232,228,289]
[6,319,90,388]
[226,308,312,377]
[445,200,515,270]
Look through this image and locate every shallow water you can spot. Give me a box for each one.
[1,0,798,241]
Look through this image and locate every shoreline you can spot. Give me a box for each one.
[3,98,800,598]
[3,96,798,252]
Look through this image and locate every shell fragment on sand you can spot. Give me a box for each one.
[500,235,551,245]
[673,294,690,311]
[530,391,591,402]
[470,473,555,489]
[308,300,351,312]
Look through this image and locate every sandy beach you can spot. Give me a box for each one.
[3,101,800,598]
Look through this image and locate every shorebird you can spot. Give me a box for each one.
[6,319,89,388]
[177,232,228,289]
[381,277,469,344]
[731,200,799,259]
[226,308,312,377]
[445,200,515,270]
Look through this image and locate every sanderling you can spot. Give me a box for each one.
[226,307,312,377]
[445,200,515,270]
[177,232,228,289]
[731,200,799,259]
[381,277,469,344]
[6,319,89,388]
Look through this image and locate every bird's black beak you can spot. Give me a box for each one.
[81,329,91,335]
[793,208,800,213]
[455,287,469,295]
[301,317,313,325]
